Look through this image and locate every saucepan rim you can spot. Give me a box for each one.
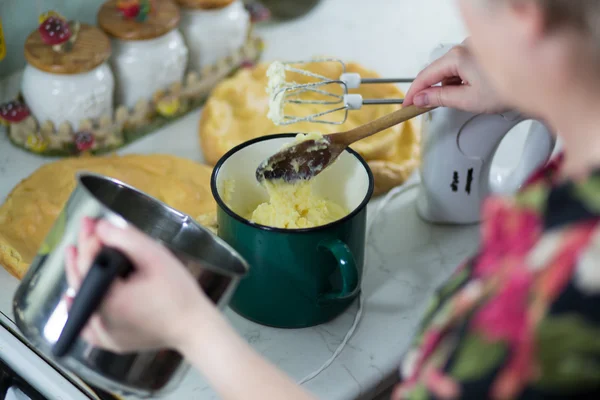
[210,133,375,234]
[75,172,250,277]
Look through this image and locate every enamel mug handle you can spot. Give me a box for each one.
[53,247,133,357]
[317,239,360,305]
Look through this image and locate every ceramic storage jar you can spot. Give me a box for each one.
[176,0,250,71]
[21,21,114,130]
[97,0,189,109]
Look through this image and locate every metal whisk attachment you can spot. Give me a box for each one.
[267,58,414,125]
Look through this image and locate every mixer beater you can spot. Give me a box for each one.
[267,58,414,125]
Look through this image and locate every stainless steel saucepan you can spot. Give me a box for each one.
[13,173,249,397]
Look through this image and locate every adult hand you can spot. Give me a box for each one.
[404,40,508,113]
[65,217,217,353]
[65,218,316,400]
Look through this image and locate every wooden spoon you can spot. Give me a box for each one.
[255,105,434,183]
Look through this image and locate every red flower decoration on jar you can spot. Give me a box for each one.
[0,101,30,125]
[74,132,95,153]
[117,0,141,18]
[117,0,153,22]
[39,16,71,46]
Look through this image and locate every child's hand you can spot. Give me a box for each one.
[404,40,508,113]
[64,217,219,354]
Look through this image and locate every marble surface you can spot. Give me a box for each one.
[0,118,481,400]
[0,1,504,399]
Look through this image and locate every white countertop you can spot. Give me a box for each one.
[0,1,496,399]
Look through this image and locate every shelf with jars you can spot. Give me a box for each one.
[0,0,268,157]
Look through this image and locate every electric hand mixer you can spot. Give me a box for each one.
[415,45,555,224]
[264,47,555,224]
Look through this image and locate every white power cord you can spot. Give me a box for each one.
[297,175,421,385]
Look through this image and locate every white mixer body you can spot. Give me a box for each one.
[415,44,556,224]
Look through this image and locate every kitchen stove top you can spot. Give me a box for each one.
[0,312,120,400]
[0,358,46,400]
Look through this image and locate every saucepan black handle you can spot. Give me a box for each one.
[53,247,134,358]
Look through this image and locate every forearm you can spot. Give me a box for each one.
[177,308,316,400]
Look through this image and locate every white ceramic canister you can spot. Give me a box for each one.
[98,0,189,109]
[177,0,250,71]
[21,23,114,130]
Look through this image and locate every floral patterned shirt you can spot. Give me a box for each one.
[394,154,600,400]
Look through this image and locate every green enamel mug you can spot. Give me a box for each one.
[211,133,374,328]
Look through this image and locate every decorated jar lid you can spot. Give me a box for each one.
[15,14,116,155]
[98,0,181,41]
[24,20,111,74]
[175,0,236,10]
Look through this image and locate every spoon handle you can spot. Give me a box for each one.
[331,105,435,146]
